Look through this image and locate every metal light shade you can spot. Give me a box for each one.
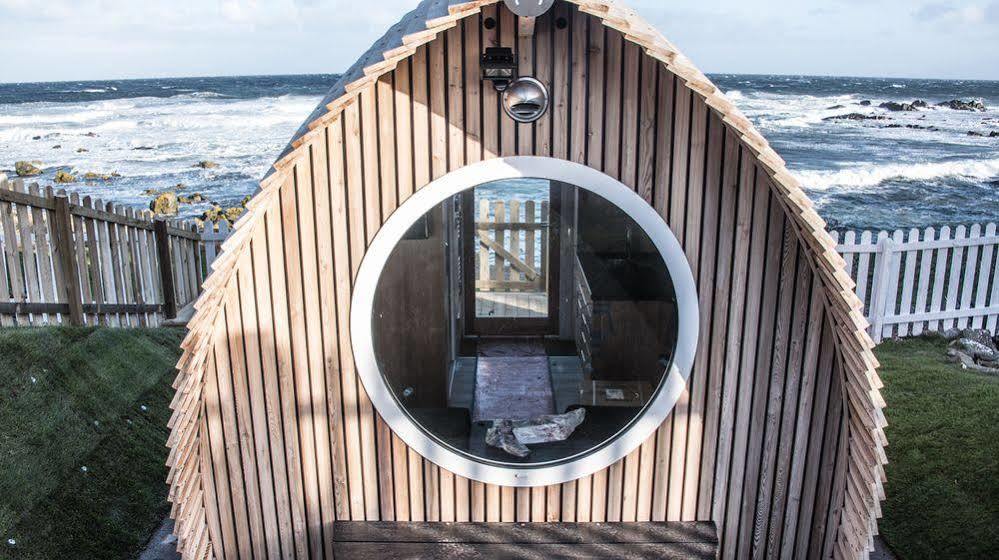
[502,77,550,123]
[503,0,556,17]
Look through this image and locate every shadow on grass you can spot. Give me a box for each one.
[1,327,184,560]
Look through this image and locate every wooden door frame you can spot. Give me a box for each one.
[462,182,561,337]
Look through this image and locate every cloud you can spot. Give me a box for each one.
[1,0,997,82]
[987,1,999,22]
[914,2,991,24]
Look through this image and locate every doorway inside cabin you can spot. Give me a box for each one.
[461,180,560,337]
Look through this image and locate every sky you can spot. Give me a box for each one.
[0,0,997,83]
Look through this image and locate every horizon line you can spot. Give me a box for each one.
[2,70,998,87]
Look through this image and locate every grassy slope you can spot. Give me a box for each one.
[877,337,999,559]
[0,327,184,560]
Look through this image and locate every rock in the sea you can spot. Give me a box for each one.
[225,206,245,222]
[76,148,88,153]
[879,101,917,112]
[149,192,179,215]
[14,161,42,176]
[884,123,938,131]
[912,99,929,109]
[54,171,76,183]
[83,131,98,137]
[991,131,999,138]
[937,99,987,111]
[178,193,204,204]
[82,171,115,181]
[200,204,243,224]
[826,104,845,110]
[859,100,872,106]
[132,146,155,151]
[823,113,888,122]
[194,160,219,169]
[51,144,62,149]
[968,130,987,137]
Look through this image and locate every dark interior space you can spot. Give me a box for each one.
[371,180,679,465]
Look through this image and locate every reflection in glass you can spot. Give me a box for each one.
[372,180,679,466]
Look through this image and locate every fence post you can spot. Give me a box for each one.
[868,235,895,342]
[52,195,84,326]
[154,219,177,320]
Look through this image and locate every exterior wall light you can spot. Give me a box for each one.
[481,47,518,92]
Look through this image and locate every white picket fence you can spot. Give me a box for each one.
[832,223,999,342]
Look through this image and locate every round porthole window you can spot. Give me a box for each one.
[351,157,697,487]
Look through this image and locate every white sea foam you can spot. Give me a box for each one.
[796,158,999,191]
[0,92,323,214]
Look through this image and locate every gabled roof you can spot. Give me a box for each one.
[168,2,886,558]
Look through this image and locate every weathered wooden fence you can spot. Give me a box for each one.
[0,175,230,327]
[833,223,999,342]
[474,198,549,292]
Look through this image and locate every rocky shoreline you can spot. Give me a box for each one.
[821,97,997,137]
[7,156,250,226]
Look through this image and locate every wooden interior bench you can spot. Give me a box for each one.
[332,521,719,559]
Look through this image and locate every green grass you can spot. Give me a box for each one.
[0,327,184,560]
[877,336,999,559]
[0,328,995,559]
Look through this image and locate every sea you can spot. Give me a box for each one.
[0,74,997,230]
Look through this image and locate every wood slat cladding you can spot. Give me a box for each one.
[167,2,886,559]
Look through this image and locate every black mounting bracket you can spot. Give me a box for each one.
[481,47,518,92]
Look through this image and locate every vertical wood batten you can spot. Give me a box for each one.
[735,185,787,558]
[279,162,324,557]
[328,117,367,522]
[313,127,351,525]
[247,218,297,558]
[211,311,254,558]
[264,194,311,559]
[221,277,268,560]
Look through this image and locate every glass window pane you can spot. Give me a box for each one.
[371,180,679,466]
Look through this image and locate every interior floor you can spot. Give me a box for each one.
[452,338,584,422]
[475,338,558,422]
[475,291,548,318]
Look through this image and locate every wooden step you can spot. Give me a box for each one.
[332,521,718,559]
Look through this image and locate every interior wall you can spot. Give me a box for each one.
[194,3,853,560]
[557,182,578,341]
[372,207,448,409]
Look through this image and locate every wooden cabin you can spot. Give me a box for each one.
[167,1,887,558]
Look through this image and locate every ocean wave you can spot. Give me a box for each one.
[180,91,226,98]
[796,158,999,190]
[0,109,115,125]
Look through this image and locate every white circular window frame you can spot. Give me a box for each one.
[351,156,698,487]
